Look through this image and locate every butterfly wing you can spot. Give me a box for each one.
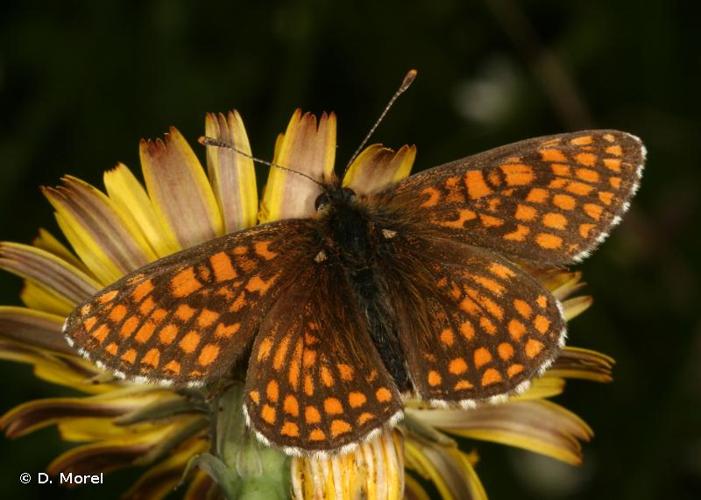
[379,130,645,264]
[243,262,403,455]
[63,219,319,387]
[377,233,565,405]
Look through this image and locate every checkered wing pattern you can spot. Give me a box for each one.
[63,219,319,386]
[243,264,403,455]
[381,130,645,264]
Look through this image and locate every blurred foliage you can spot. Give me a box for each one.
[1,0,700,498]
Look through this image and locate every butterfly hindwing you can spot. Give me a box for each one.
[63,219,319,386]
[381,130,645,265]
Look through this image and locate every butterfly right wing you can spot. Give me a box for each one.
[63,219,320,387]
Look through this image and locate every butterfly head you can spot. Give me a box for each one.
[314,186,356,212]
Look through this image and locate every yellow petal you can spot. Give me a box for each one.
[32,228,88,273]
[0,306,70,354]
[260,110,337,223]
[548,346,614,382]
[20,280,74,316]
[205,110,258,232]
[343,144,416,195]
[140,127,224,249]
[562,296,593,321]
[103,163,180,258]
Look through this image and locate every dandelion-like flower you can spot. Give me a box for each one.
[0,108,616,498]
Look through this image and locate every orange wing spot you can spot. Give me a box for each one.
[525,338,545,358]
[305,406,322,424]
[152,308,167,322]
[132,280,154,302]
[481,368,503,386]
[489,262,515,279]
[254,240,278,260]
[464,171,493,199]
[540,148,567,162]
[179,331,200,353]
[198,343,220,366]
[120,316,139,338]
[507,364,524,378]
[514,299,532,319]
[330,419,352,438]
[533,315,551,334]
[498,342,514,361]
[376,387,392,402]
[265,379,279,402]
[257,337,273,361]
[479,214,504,227]
[606,145,623,156]
[419,187,441,207]
[230,292,247,312]
[571,135,593,145]
[428,370,442,386]
[549,178,567,189]
[575,152,597,166]
[579,223,595,238]
[121,348,137,364]
[104,342,118,355]
[367,370,379,383]
[455,380,474,390]
[348,391,367,408]
[504,224,530,242]
[449,357,468,375]
[302,350,317,368]
[233,246,248,255]
[543,212,568,230]
[139,297,156,316]
[437,208,477,229]
[487,170,501,187]
[552,194,576,210]
[551,163,571,177]
[479,316,497,335]
[515,204,537,221]
[584,203,604,220]
[474,347,492,369]
[337,363,354,381]
[487,197,502,211]
[159,324,178,344]
[324,397,343,415]
[536,295,548,308]
[603,133,616,142]
[576,168,599,183]
[358,412,375,425]
[98,290,118,304]
[283,395,299,416]
[273,335,291,371]
[604,158,622,172]
[281,421,300,438]
[163,360,181,376]
[508,319,527,340]
[439,328,454,346]
[289,341,302,389]
[141,348,160,368]
[567,181,594,196]
[321,366,335,387]
[609,176,622,189]
[460,321,475,340]
[175,304,196,322]
[196,309,220,328]
[500,163,535,186]
[108,305,127,323]
[171,267,203,298]
[536,233,563,249]
[248,390,260,405]
[477,295,504,320]
[526,188,549,203]
[459,297,480,315]
[309,429,326,441]
[209,251,237,282]
[82,316,97,332]
[245,275,276,295]
[598,191,614,205]
[135,321,156,343]
[304,375,315,396]
[215,322,240,339]
[261,404,276,425]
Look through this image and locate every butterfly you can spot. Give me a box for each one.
[63,128,644,457]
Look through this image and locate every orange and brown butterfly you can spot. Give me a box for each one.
[62,74,645,457]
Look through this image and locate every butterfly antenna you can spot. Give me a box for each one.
[198,136,324,188]
[343,69,417,174]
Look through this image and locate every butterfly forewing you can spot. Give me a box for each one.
[244,264,403,455]
[63,219,319,386]
[382,130,644,265]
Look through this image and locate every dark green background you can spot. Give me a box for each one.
[1,1,699,498]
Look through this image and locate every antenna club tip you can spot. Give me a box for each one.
[197,136,207,146]
[401,69,418,90]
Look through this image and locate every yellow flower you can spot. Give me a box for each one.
[0,108,613,499]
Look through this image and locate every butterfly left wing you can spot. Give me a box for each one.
[243,263,403,455]
[377,234,565,406]
[378,130,644,265]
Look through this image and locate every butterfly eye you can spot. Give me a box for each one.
[315,192,331,211]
